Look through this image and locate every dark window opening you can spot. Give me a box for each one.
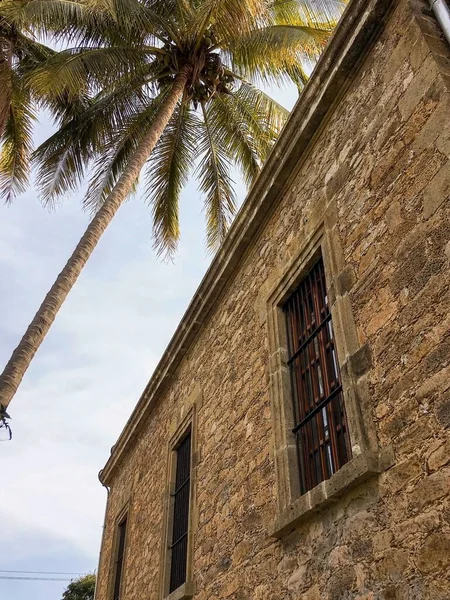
[169,430,192,593]
[284,255,351,494]
[113,515,127,600]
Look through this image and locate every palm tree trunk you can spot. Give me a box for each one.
[0,66,191,410]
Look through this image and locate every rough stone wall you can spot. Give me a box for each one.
[95,1,450,599]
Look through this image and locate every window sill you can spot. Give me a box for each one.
[163,581,196,600]
[269,447,394,538]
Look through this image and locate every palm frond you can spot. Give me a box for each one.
[170,0,196,32]
[32,116,93,207]
[145,99,199,256]
[66,59,160,128]
[197,101,236,250]
[187,0,268,45]
[0,52,13,136]
[270,0,344,27]
[0,76,35,203]
[1,0,107,45]
[14,32,56,67]
[83,87,173,212]
[33,62,169,207]
[29,45,161,98]
[283,61,310,91]
[0,0,153,47]
[207,94,260,187]
[87,0,179,45]
[231,80,289,155]
[225,24,331,87]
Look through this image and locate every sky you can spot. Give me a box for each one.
[0,87,297,598]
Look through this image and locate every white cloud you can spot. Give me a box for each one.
[0,176,210,563]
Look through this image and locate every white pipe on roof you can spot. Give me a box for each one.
[430,0,450,46]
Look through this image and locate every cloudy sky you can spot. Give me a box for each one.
[0,84,297,599]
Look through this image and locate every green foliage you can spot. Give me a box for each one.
[0,0,94,202]
[146,99,199,254]
[62,573,96,600]
[0,72,36,203]
[3,0,346,253]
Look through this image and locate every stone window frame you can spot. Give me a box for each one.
[107,501,131,600]
[266,223,394,538]
[159,390,201,600]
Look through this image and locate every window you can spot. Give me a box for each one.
[159,401,198,600]
[112,515,127,600]
[284,255,351,494]
[267,229,393,536]
[169,430,192,594]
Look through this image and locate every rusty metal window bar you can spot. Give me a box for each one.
[169,430,192,593]
[284,256,352,494]
[113,515,127,600]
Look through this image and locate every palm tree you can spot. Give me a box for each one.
[0,2,57,203]
[0,0,139,202]
[0,0,341,411]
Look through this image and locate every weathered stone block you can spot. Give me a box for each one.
[415,532,450,573]
[380,456,422,495]
[347,343,373,378]
[416,364,450,399]
[422,160,450,218]
[435,396,450,428]
[287,565,307,591]
[373,549,409,582]
[427,442,450,471]
[300,584,321,600]
[412,95,450,153]
[327,565,357,600]
[409,469,450,512]
[398,58,438,121]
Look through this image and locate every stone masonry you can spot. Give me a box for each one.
[95,0,450,598]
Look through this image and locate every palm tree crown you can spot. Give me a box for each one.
[30,0,338,251]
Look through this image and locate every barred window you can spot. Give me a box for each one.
[284,256,351,494]
[113,515,127,600]
[169,430,192,594]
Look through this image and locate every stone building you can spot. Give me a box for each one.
[94,0,450,598]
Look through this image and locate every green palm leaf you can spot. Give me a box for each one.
[0,75,35,203]
[197,101,236,250]
[30,45,162,98]
[207,94,261,187]
[232,81,289,154]
[186,0,268,46]
[33,114,93,207]
[84,87,174,212]
[225,24,331,87]
[270,0,344,26]
[145,99,200,256]
[1,0,107,45]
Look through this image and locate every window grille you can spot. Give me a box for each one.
[284,256,351,494]
[169,430,192,593]
[113,515,127,600]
